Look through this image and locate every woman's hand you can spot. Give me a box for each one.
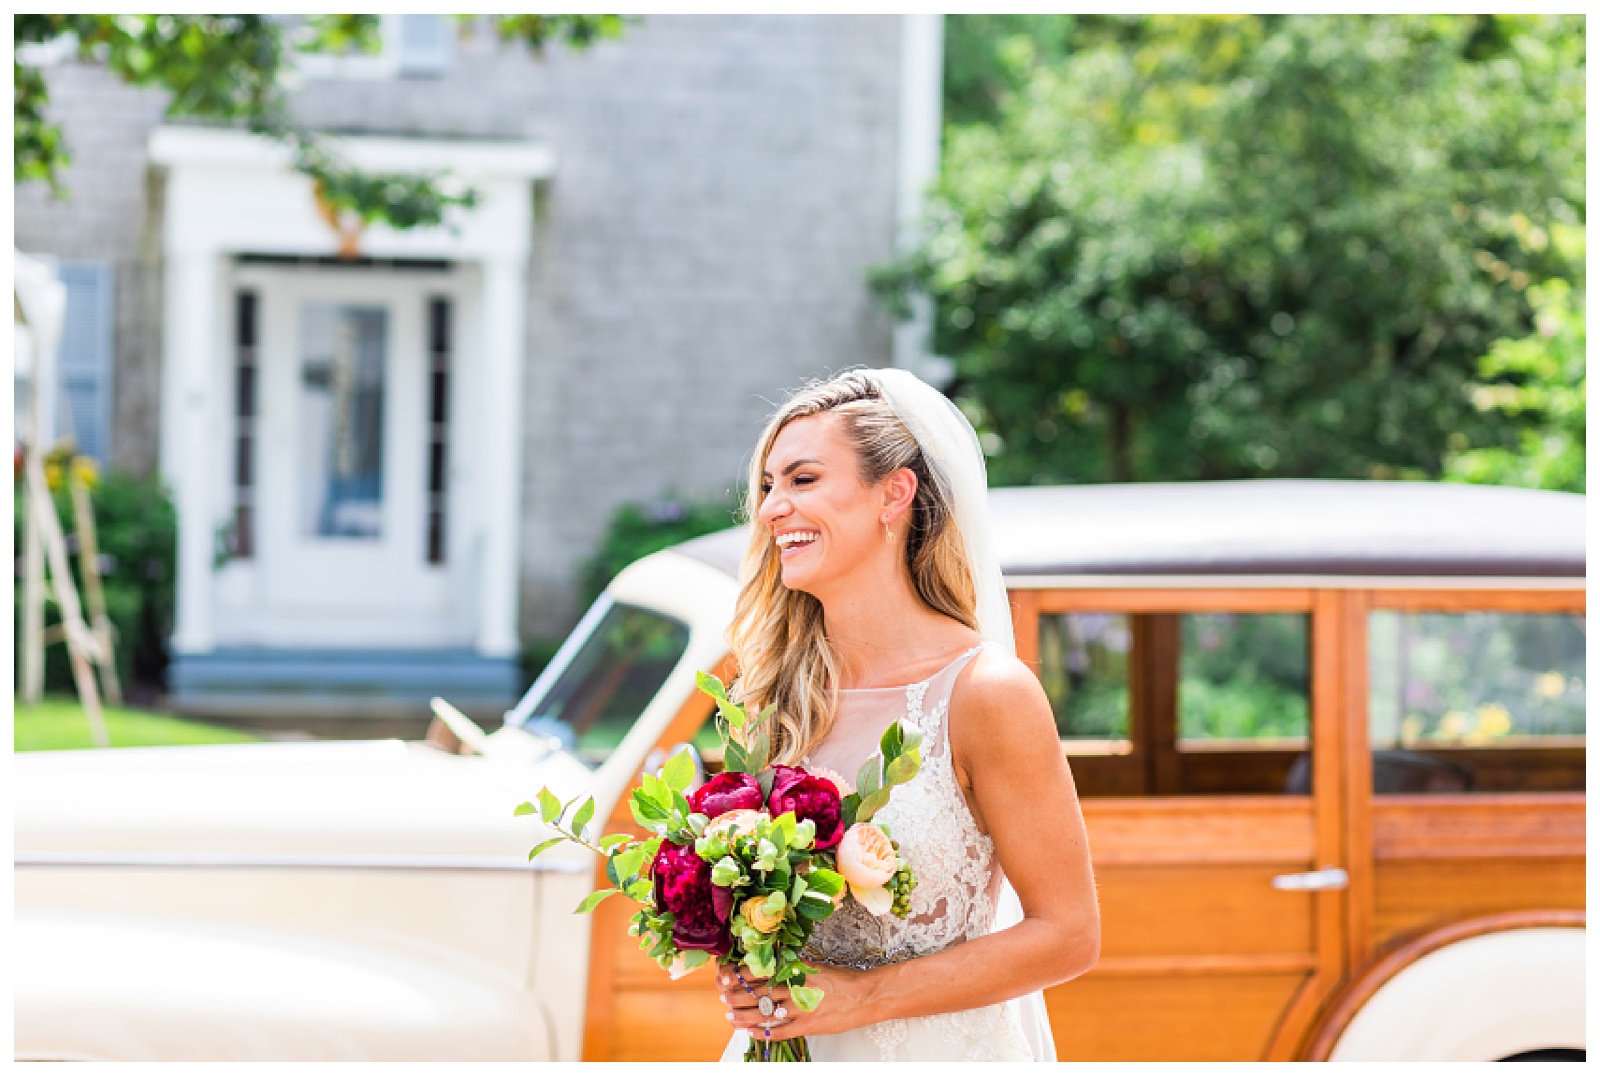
[716,960,873,1041]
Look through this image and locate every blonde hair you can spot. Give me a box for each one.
[727,371,979,766]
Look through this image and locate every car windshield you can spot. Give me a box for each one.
[514,599,691,766]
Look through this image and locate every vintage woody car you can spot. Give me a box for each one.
[15,479,1585,1061]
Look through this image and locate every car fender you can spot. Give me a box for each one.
[1307,912,1584,1061]
[16,907,551,1061]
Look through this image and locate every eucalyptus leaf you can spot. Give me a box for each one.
[855,786,892,821]
[879,722,904,763]
[855,757,882,797]
[885,751,920,787]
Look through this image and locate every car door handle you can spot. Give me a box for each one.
[1272,868,1349,891]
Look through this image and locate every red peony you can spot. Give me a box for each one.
[766,765,844,850]
[687,771,765,818]
[651,840,733,955]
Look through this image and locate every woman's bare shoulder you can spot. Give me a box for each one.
[949,646,1055,747]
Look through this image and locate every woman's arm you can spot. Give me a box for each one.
[723,648,1100,1040]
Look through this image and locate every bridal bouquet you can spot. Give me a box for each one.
[518,671,922,1062]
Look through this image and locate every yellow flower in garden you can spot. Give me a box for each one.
[1476,703,1513,739]
[70,457,99,488]
[44,463,62,490]
[1400,715,1424,744]
[1439,711,1469,739]
[1535,671,1566,699]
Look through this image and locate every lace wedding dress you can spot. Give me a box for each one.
[720,643,1051,1062]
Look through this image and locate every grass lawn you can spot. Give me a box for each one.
[13,696,263,752]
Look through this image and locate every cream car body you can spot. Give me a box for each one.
[14,551,736,1062]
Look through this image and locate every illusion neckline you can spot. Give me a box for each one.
[834,642,986,694]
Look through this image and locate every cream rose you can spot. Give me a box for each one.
[741,894,785,934]
[706,808,763,839]
[837,823,896,887]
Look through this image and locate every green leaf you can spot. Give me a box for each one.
[696,669,728,700]
[513,801,537,817]
[855,757,882,797]
[805,867,844,896]
[796,896,835,920]
[761,891,787,916]
[724,740,750,776]
[612,842,651,881]
[855,786,892,821]
[598,833,634,850]
[527,836,565,861]
[574,888,618,914]
[571,796,596,836]
[661,748,695,793]
[749,721,772,773]
[879,722,904,763]
[710,857,743,887]
[839,792,862,829]
[790,985,824,1012]
[755,767,776,803]
[623,878,653,902]
[680,949,711,974]
[537,788,562,824]
[885,750,920,787]
[630,790,669,827]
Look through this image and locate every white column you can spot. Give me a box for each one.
[893,13,951,386]
[163,247,219,654]
[475,252,527,657]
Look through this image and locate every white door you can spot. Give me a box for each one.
[225,265,468,647]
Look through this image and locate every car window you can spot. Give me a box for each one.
[1037,611,1131,748]
[517,602,691,765]
[1179,613,1309,746]
[1368,611,1585,793]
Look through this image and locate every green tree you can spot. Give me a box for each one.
[15,14,626,229]
[1444,273,1585,493]
[887,15,1584,486]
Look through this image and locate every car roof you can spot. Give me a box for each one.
[671,480,1585,580]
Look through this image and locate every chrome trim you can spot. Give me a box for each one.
[15,851,591,874]
[1005,574,1586,592]
[1272,868,1350,892]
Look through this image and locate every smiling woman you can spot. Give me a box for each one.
[713,369,1096,1062]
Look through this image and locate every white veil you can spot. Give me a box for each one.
[869,368,1058,1063]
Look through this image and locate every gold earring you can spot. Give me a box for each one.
[883,519,894,544]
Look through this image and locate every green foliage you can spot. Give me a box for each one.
[581,493,740,605]
[14,463,177,694]
[1444,276,1585,492]
[14,696,260,751]
[888,14,1585,486]
[14,14,627,231]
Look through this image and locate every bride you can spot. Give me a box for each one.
[715,369,1099,1062]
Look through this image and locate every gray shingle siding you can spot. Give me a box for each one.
[14,15,906,638]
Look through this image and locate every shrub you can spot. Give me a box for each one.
[13,459,177,694]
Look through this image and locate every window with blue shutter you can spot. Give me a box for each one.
[55,261,115,464]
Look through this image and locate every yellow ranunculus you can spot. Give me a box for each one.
[740,894,785,935]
